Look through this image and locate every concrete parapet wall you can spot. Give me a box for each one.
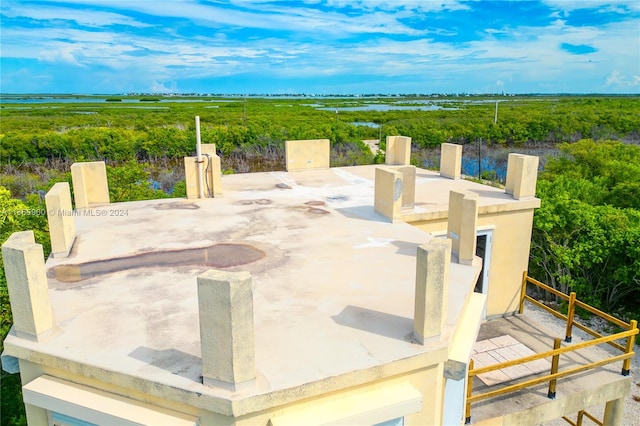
[505,153,539,199]
[198,269,255,390]
[184,144,222,199]
[45,182,76,258]
[374,167,404,222]
[70,161,110,209]
[285,139,330,171]
[447,190,479,265]
[440,143,462,180]
[413,239,452,343]
[1,231,54,342]
[396,165,416,210]
[386,135,412,165]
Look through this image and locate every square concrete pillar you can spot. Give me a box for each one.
[2,231,54,342]
[198,270,255,390]
[505,153,539,199]
[440,143,462,180]
[285,139,330,171]
[395,165,416,210]
[413,239,452,343]
[374,167,403,222]
[45,182,76,258]
[184,152,222,199]
[447,190,478,265]
[70,161,110,209]
[201,143,217,157]
[385,135,411,165]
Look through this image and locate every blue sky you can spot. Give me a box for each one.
[1,1,639,94]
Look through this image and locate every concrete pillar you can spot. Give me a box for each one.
[447,190,478,265]
[385,135,411,165]
[70,161,110,209]
[374,167,403,222]
[184,150,222,199]
[396,165,416,210]
[603,397,624,426]
[285,139,330,171]
[45,182,75,258]
[505,153,539,199]
[440,143,462,180]
[413,239,452,343]
[198,269,255,390]
[1,231,54,342]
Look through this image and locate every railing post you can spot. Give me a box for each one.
[577,410,584,426]
[622,319,637,376]
[548,338,562,399]
[518,270,527,314]
[465,359,474,424]
[565,292,576,342]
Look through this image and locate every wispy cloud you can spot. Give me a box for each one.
[1,0,638,94]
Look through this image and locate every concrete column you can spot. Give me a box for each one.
[198,269,255,390]
[200,144,222,197]
[447,190,479,265]
[385,135,411,165]
[505,153,539,199]
[374,167,404,222]
[185,152,223,198]
[70,161,109,209]
[413,239,452,343]
[207,154,223,197]
[285,139,330,171]
[440,143,462,180]
[396,165,416,210]
[45,182,76,258]
[1,231,54,342]
[603,397,624,426]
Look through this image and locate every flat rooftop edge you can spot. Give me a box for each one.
[5,165,521,414]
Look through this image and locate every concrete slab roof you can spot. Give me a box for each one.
[4,166,536,415]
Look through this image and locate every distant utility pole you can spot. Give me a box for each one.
[494,100,498,124]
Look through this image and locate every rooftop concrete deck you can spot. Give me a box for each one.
[469,313,631,424]
[4,165,537,415]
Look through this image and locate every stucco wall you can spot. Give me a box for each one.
[409,207,536,318]
[18,358,446,425]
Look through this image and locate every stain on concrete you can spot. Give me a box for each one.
[235,199,273,206]
[326,195,350,202]
[154,202,200,210]
[307,208,330,215]
[304,201,326,206]
[48,243,266,283]
[275,183,291,189]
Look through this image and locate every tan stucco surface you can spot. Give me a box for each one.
[5,166,497,418]
[4,165,549,423]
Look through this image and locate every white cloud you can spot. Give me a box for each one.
[606,70,640,87]
[1,3,150,28]
[542,1,640,13]
[150,80,177,93]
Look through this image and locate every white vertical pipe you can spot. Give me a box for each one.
[195,116,205,199]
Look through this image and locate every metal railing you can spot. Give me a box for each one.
[464,271,638,424]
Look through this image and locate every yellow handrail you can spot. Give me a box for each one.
[466,272,639,424]
[468,351,634,404]
[469,327,638,377]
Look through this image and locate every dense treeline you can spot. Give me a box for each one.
[1,97,639,166]
[1,96,639,425]
[529,139,640,316]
